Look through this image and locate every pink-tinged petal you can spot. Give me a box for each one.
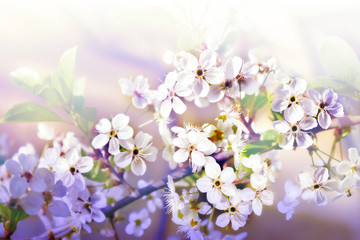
[315,190,328,206]
[95,118,111,133]
[295,132,313,149]
[132,96,148,109]
[117,126,134,140]
[299,117,317,130]
[322,88,337,106]
[279,132,294,150]
[114,152,132,168]
[5,159,22,175]
[204,158,221,179]
[314,167,329,184]
[172,97,186,114]
[252,198,263,216]
[177,71,195,86]
[226,56,242,79]
[173,149,189,163]
[19,154,38,172]
[298,172,314,189]
[112,114,129,130]
[275,84,290,98]
[327,103,344,117]
[300,98,318,116]
[61,173,75,188]
[318,110,331,129]
[348,148,359,164]
[108,137,120,155]
[241,188,256,201]
[241,78,259,95]
[199,49,216,69]
[174,80,192,97]
[271,99,288,112]
[307,89,321,103]
[134,131,152,148]
[284,104,304,123]
[76,156,94,173]
[91,134,109,149]
[180,53,198,71]
[10,176,28,198]
[216,212,231,228]
[301,189,315,201]
[273,120,290,134]
[220,167,236,183]
[206,67,225,85]
[131,158,146,176]
[290,78,307,95]
[191,151,206,167]
[196,177,213,193]
[30,178,47,192]
[144,146,157,162]
[49,200,70,217]
[160,99,172,117]
[208,86,224,103]
[19,192,44,215]
[207,188,222,204]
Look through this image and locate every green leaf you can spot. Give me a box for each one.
[0,202,29,237]
[320,36,360,91]
[10,67,42,92]
[244,140,278,157]
[84,160,110,182]
[73,96,85,114]
[79,107,97,132]
[262,130,278,141]
[253,91,268,110]
[1,103,63,123]
[52,47,77,103]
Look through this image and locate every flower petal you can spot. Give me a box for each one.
[172,97,186,114]
[199,49,216,69]
[318,110,331,129]
[114,152,132,168]
[131,158,146,176]
[160,99,172,117]
[91,134,109,149]
[216,212,231,228]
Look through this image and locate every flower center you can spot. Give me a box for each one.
[83,202,92,213]
[313,184,320,189]
[133,148,140,156]
[230,206,237,213]
[291,125,298,132]
[214,179,221,187]
[196,69,204,77]
[69,166,78,175]
[319,102,326,109]
[224,80,232,89]
[43,191,53,204]
[23,171,33,183]
[235,74,245,82]
[189,145,195,152]
[135,219,142,226]
[289,96,296,103]
[110,129,116,137]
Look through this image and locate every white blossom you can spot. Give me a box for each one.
[125,208,151,237]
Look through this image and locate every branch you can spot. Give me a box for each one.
[102,166,194,217]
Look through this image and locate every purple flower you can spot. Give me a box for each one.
[308,88,344,129]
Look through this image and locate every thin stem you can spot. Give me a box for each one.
[316,149,341,162]
[109,217,120,240]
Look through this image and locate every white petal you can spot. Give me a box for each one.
[290,78,307,95]
[271,99,288,112]
[259,190,274,205]
[160,99,172,117]
[5,159,23,175]
[252,198,263,216]
[108,137,120,155]
[19,192,44,215]
[114,152,132,168]
[298,172,313,189]
[204,158,221,179]
[76,156,94,173]
[125,222,136,235]
[216,212,231,228]
[241,78,259,95]
[173,149,189,163]
[295,132,313,149]
[117,126,134,140]
[92,208,106,223]
[144,146,157,162]
[299,117,317,130]
[207,188,222,204]
[132,96,148,109]
[250,174,267,190]
[134,131,152,148]
[279,132,294,150]
[10,176,28,198]
[318,110,331,129]
[300,98,318,116]
[49,200,70,217]
[273,120,290,134]
[314,167,329,184]
[220,167,236,183]
[91,134,109,149]
[172,97,186,114]
[95,118,111,133]
[284,104,304,123]
[315,190,328,206]
[208,86,224,103]
[308,89,321,103]
[131,158,146,176]
[349,148,359,164]
[206,67,225,85]
[180,53,198,71]
[191,151,206,167]
[112,114,129,130]
[199,49,216,69]
[19,154,38,172]
[226,56,242,79]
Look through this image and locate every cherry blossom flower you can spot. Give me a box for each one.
[137,179,163,213]
[336,148,360,184]
[54,149,93,190]
[114,131,157,176]
[172,215,204,240]
[74,190,106,223]
[118,75,152,109]
[298,167,330,206]
[179,49,225,97]
[228,130,246,170]
[38,147,62,172]
[271,77,316,123]
[273,117,317,149]
[91,114,134,155]
[308,88,344,129]
[277,180,301,220]
[165,175,184,215]
[173,130,216,172]
[242,154,268,190]
[6,154,46,198]
[157,71,192,117]
[197,158,237,204]
[125,208,151,237]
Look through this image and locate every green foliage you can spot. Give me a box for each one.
[244,140,280,157]
[0,202,29,237]
[312,35,360,99]
[10,67,42,92]
[78,107,97,133]
[0,103,63,123]
[84,159,110,183]
[241,90,268,117]
[261,130,278,141]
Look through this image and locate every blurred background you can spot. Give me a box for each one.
[1,0,360,239]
